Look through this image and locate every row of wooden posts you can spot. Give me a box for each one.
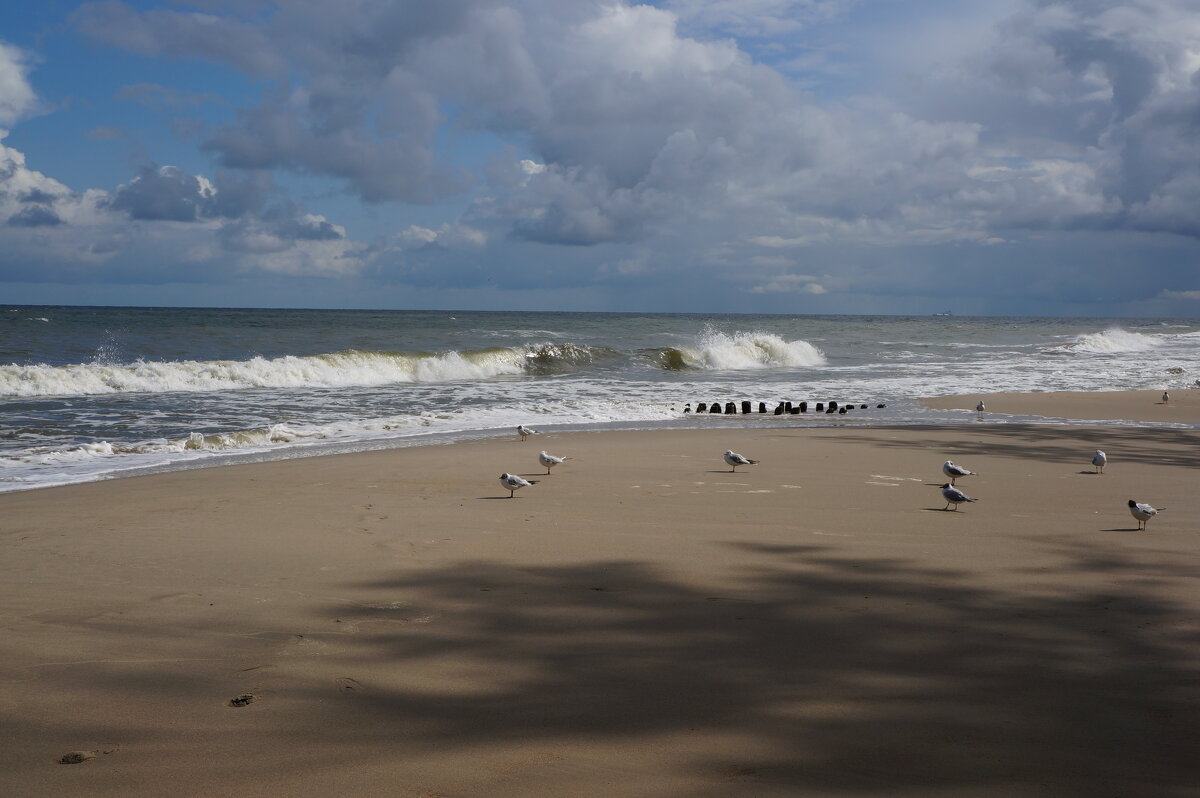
[683,400,886,416]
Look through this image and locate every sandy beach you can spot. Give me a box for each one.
[2,395,1199,796]
[924,389,1200,424]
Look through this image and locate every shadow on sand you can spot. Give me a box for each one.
[283,539,1200,796]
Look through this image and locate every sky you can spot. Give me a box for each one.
[1,0,1200,316]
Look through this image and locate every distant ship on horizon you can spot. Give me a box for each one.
[932,310,953,317]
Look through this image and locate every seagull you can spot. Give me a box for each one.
[940,483,977,511]
[1162,391,1170,404]
[976,400,986,414]
[1128,499,1162,530]
[517,424,538,441]
[1092,449,1107,474]
[538,450,567,474]
[499,472,536,498]
[724,450,759,472]
[942,460,976,485]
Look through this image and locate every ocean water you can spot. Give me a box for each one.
[2,306,1198,492]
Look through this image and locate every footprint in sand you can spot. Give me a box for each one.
[335,677,362,694]
[279,635,327,656]
[228,694,258,707]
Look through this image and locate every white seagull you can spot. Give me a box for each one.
[1128,499,1162,530]
[499,472,536,498]
[517,424,538,441]
[723,450,759,472]
[538,450,567,474]
[1162,391,1170,404]
[1092,449,1107,474]
[940,483,977,511]
[976,400,986,414]
[942,460,976,485]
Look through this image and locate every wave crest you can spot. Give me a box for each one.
[675,329,827,370]
[1066,328,1162,354]
[0,345,591,398]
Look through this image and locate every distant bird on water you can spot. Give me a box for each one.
[942,460,976,485]
[1092,449,1107,474]
[940,483,977,511]
[724,450,759,472]
[517,424,538,441]
[499,472,536,498]
[538,450,567,474]
[976,400,986,415]
[1128,499,1162,530]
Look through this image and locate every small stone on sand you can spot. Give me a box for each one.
[58,751,96,764]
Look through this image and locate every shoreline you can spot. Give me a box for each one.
[923,388,1200,424]
[3,412,1200,795]
[4,388,1199,497]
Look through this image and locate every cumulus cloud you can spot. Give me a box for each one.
[1158,289,1200,300]
[107,165,216,221]
[0,40,38,127]
[746,273,828,294]
[2,0,1189,310]
[0,130,366,281]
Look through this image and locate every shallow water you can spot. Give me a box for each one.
[2,306,1197,491]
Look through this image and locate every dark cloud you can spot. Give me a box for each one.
[7,205,62,227]
[201,91,468,203]
[19,188,58,204]
[105,164,210,221]
[70,1,285,75]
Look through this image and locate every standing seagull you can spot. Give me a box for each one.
[724,450,759,472]
[1128,499,1162,530]
[976,400,986,415]
[517,424,538,441]
[940,483,977,511]
[538,450,567,474]
[942,460,976,485]
[1162,391,1170,404]
[1092,449,1107,474]
[499,472,536,498]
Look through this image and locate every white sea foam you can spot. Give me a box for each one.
[0,348,530,398]
[680,329,826,370]
[0,393,684,492]
[1066,328,1162,354]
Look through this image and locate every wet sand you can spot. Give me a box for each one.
[924,388,1200,423]
[2,397,1199,796]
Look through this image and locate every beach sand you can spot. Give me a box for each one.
[924,388,1200,424]
[2,399,1199,796]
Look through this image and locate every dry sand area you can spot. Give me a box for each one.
[2,400,1199,796]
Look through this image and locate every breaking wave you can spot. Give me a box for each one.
[0,343,613,398]
[655,330,826,370]
[1064,328,1163,354]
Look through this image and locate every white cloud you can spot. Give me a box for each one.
[746,273,828,294]
[0,41,37,127]
[0,0,1188,310]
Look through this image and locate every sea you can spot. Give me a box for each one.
[2,305,1198,493]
